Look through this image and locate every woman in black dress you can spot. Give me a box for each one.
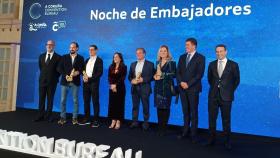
[154,45,176,135]
[108,52,127,130]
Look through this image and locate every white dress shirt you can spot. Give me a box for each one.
[70,54,77,65]
[45,51,54,62]
[187,50,196,61]
[135,59,145,76]
[217,58,228,76]
[86,56,97,77]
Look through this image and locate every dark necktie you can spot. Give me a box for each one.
[46,54,51,65]
[218,60,224,78]
[186,53,191,68]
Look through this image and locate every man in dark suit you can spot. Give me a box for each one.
[79,45,103,127]
[206,44,240,150]
[57,42,84,125]
[34,40,61,122]
[176,38,205,143]
[128,48,155,130]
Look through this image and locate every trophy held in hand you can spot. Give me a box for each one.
[154,64,162,80]
[132,72,142,85]
[82,70,89,83]
[66,68,75,82]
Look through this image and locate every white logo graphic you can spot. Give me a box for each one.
[29,23,47,32]
[52,21,66,32]
[29,3,42,20]
[45,4,67,16]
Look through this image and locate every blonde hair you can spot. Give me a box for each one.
[157,45,173,61]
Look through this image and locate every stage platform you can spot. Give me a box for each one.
[0,108,279,158]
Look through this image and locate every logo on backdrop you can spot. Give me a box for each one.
[45,4,67,16]
[52,21,67,32]
[29,3,42,20]
[29,3,67,20]
[29,23,47,32]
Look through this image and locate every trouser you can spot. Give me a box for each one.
[60,83,79,119]
[38,84,57,118]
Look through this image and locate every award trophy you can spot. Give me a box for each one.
[82,70,88,82]
[66,68,75,82]
[135,72,142,82]
[155,64,162,79]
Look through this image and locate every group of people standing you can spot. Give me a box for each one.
[34,38,240,150]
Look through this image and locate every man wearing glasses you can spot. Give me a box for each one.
[34,40,61,122]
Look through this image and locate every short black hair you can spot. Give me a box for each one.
[90,44,98,50]
[136,48,146,54]
[71,42,79,48]
[186,38,197,47]
[216,44,227,51]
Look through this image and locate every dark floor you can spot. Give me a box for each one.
[0,108,279,158]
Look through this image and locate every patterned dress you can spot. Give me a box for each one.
[154,60,176,109]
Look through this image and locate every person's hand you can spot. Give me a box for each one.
[138,77,144,83]
[112,87,117,93]
[180,82,189,89]
[111,84,116,89]
[154,75,161,81]
[110,84,117,92]
[131,79,138,85]
[72,71,80,77]
[83,75,88,83]
[66,75,72,82]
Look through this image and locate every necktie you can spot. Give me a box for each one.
[186,53,191,68]
[46,54,51,65]
[218,60,224,78]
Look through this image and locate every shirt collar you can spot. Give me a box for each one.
[70,53,77,58]
[47,51,54,55]
[90,55,97,60]
[218,57,227,63]
[187,50,196,56]
[137,58,145,63]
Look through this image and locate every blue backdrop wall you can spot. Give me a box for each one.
[17,0,280,138]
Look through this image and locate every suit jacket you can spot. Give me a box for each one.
[176,52,205,93]
[83,56,103,86]
[128,60,155,95]
[208,59,240,101]
[58,53,84,86]
[38,52,61,87]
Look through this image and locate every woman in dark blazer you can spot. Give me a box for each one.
[108,52,127,130]
[154,45,176,136]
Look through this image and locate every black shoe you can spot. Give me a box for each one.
[44,115,54,123]
[191,136,199,144]
[177,130,189,139]
[129,122,139,129]
[91,120,100,128]
[142,122,149,131]
[78,118,91,125]
[225,142,232,150]
[33,116,44,122]
[158,130,167,137]
[204,138,216,146]
[47,117,54,123]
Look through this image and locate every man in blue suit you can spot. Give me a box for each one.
[128,48,155,130]
[176,38,205,143]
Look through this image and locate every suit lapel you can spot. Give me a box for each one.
[48,52,57,65]
[220,60,230,79]
[132,61,137,76]
[185,53,197,69]
[142,60,148,76]
[213,60,219,77]
[91,57,98,76]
